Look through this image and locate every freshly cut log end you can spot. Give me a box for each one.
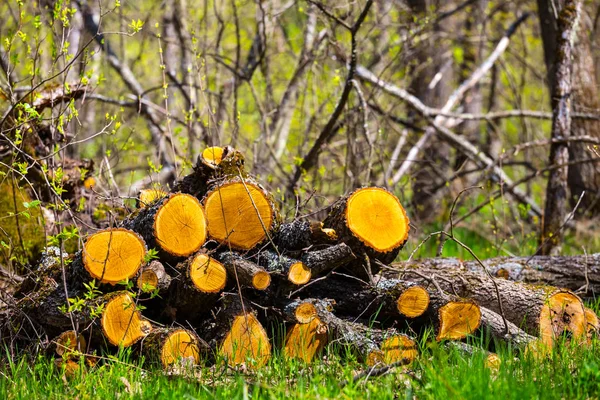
[539,291,586,346]
[436,301,482,341]
[189,253,227,293]
[154,193,208,257]
[219,252,271,290]
[143,328,203,369]
[55,358,83,379]
[323,187,409,275]
[345,188,409,252]
[397,286,430,318]
[83,228,146,284]
[366,334,418,367]
[288,262,311,285]
[252,271,271,291]
[201,146,224,168]
[485,353,501,372]
[284,317,327,363]
[219,313,271,367]
[137,261,171,293]
[102,292,153,347]
[585,307,599,340]
[138,188,167,207]
[204,180,276,250]
[54,331,86,357]
[295,302,318,324]
[255,251,310,285]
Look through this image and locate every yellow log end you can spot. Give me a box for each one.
[295,302,318,324]
[137,269,159,292]
[102,293,153,347]
[283,318,327,363]
[204,181,274,250]
[288,262,311,285]
[189,253,227,293]
[437,301,481,341]
[485,353,501,372]
[154,193,207,257]
[539,291,586,347]
[367,335,417,367]
[83,228,146,284]
[396,286,430,318]
[252,271,271,290]
[160,329,202,368]
[201,146,224,168]
[220,313,271,368]
[139,188,167,207]
[55,330,86,357]
[345,187,409,253]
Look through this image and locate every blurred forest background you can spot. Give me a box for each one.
[1,0,600,274]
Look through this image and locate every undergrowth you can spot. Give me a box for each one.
[2,327,600,400]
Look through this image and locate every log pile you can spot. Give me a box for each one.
[2,146,597,373]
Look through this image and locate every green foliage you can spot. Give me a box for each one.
[2,330,600,399]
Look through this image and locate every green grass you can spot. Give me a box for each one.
[3,332,600,399]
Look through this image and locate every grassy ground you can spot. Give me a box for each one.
[3,227,598,399]
[2,328,600,400]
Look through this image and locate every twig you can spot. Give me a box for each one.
[288,0,374,194]
[339,359,412,387]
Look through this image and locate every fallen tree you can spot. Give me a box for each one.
[1,146,595,373]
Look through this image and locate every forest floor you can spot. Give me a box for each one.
[2,325,600,400]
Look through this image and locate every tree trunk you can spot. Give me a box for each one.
[539,0,581,255]
[538,0,600,217]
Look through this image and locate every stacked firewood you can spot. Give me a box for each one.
[4,146,597,372]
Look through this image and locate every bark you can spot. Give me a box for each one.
[538,0,600,216]
[389,255,600,298]
[301,243,357,277]
[136,261,172,294]
[385,262,586,340]
[273,220,337,252]
[217,252,271,290]
[539,0,581,255]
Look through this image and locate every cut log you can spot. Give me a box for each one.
[323,187,409,276]
[479,307,535,348]
[50,330,87,358]
[298,275,430,320]
[80,228,146,285]
[255,251,311,285]
[390,264,587,346]
[390,255,600,297]
[288,298,417,366]
[203,178,278,250]
[284,317,328,363]
[169,252,227,322]
[218,252,271,290]
[139,328,207,369]
[202,295,271,367]
[137,261,171,293]
[124,193,207,258]
[430,294,481,341]
[274,220,337,251]
[171,146,246,198]
[446,342,501,371]
[367,334,418,366]
[301,243,357,277]
[137,188,167,208]
[101,292,153,347]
